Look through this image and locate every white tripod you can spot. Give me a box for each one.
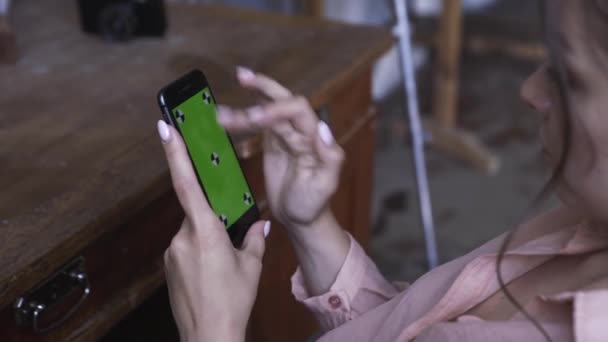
[393,0,439,269]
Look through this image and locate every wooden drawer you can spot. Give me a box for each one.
[0,190,182,341]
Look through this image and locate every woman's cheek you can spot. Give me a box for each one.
[559,117,600,212]
[543,111,564,167]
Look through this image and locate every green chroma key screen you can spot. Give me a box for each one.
[171,87,255,229]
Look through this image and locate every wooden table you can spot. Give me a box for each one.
[0,1,392,341]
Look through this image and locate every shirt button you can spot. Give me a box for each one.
[328,295,342,309]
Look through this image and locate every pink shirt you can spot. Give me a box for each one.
[291,207,608,341]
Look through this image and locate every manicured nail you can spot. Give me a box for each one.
[216,105,232,125]
[318,121,334,146]
[157,120,171,144]
[263,221,271,238]
[237,66,256,82]
[248,106,264,122]
[540,100,553,112]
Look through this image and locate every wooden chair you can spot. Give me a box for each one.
[303,0,323,16]
[305,0,498,174]
[0,15,17,64]
[424,0,499,175]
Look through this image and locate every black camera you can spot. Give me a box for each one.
[77,0,167,42]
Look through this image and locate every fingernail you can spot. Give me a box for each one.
[216,105,232,125]
[263,221,272,238]
[248,106,264,122]
[237,66,256,81]
[540,100,553,112]
[157,120,171,144]
[318,121,334,146]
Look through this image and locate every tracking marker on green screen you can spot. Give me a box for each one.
[172,87,255,229]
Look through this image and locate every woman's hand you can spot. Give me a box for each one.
[157,120,270,342]
[217,67,345,231]
[217,67,351,296]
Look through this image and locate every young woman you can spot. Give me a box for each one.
[156,0,608,340]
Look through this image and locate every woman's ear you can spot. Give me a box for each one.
[520,65,553,114]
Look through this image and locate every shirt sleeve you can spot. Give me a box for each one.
[540,288,608,342]
[571,290,608,342]
[291,233,401,331]
[414,320,574,342]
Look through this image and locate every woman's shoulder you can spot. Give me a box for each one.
[438,205,583,268]
[508,205,583,247]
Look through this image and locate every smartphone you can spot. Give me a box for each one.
[157,69,259,247]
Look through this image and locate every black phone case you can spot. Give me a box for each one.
[157,70,260,247]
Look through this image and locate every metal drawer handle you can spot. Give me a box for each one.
[14,257,91,334]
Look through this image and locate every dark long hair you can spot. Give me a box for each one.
[495,1,608,341]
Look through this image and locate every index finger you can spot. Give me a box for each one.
[218,97,318,136]
[157,120,219,230]
[237,67,292,100]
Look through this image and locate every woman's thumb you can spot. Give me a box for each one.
[240,220,271,260]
